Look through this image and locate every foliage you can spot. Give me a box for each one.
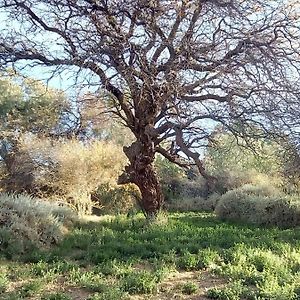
[0,193,76,255]
[207,281,247,300]
[121,270,158,294]
[0,72,69,195]
[3,212,300,299]
[17,137,126,214]
[205,131,284,193]
[181,282,198,295]
[41,293,72,300]
[93,183,138,215]
[0,269,8,294]
[87,288,126,300]
[167,193,221,212]
[0,71,67,134]
[215,184,300,228]
[281,142,300,194]
[155,155,186,184]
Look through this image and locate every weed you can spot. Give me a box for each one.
[19,280,44,297]
[3,212,300,299]
[88,287,127,300]
[177,251,199,271]
[0,270,8,294]
[207,281,247,300]
[121,270,158,294]
[181,282,198,295]
[41,292,72,300]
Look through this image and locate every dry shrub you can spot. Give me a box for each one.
[0,193,77,252]
[166,193,221,212]
[93,183,139,214]
[215,184,300,228]
[213,170,253,194]
[163,177,207,201]
[162,176,220,212]
[19,136,126,215]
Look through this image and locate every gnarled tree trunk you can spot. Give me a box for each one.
[118,139,164,218]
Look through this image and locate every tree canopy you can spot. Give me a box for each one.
[0,0,300,216]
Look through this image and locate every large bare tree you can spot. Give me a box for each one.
[0,0,300,217]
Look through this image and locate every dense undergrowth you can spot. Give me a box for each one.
[1,212,300,299]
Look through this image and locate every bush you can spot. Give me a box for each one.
[215,185,300,228]
[0,193,77,253]
[18,137,127,215]
[121,271,158,294]
[162,177,207,201]
[162,176,219,212]
[182,282,198,295]
[166,193,221,212]
[204,131,284,194]
[93,183,138,215]
[207,281,247,300]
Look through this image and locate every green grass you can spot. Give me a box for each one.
[2,212,300,299]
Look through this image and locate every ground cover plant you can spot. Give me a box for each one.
[1,212,300,299]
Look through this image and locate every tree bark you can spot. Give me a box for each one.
[118,140,164,217]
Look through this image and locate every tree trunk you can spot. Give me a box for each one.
[118,140,164,217]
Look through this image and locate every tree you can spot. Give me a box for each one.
[204,128,284,192]
[0,71,68,191]
[0,0,300,217]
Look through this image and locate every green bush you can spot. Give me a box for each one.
[177,251,199,270]
[88,288,126,300]
[0,193,77,254]
[215,185,300,228]
[207,281,247,300]
[181,282,198,295]
[121,270,158,294]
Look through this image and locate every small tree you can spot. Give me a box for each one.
[0,72,69,191]
[205,129,284,192]
[1,1,300,217]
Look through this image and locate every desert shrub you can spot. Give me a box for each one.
[156,155,209,207]
[93,183,138,214]
[215,185,300,228]
[17,137,126,215]
[0,193,77,253]
[166,197,205,212]
[213,169,255,194]
[162,177,207,201]
[155,155,186,184]
[162,176,211,212]
[166,193,220,212]
[205,131,285,193]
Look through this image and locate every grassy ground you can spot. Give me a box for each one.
[1,212,300,300]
